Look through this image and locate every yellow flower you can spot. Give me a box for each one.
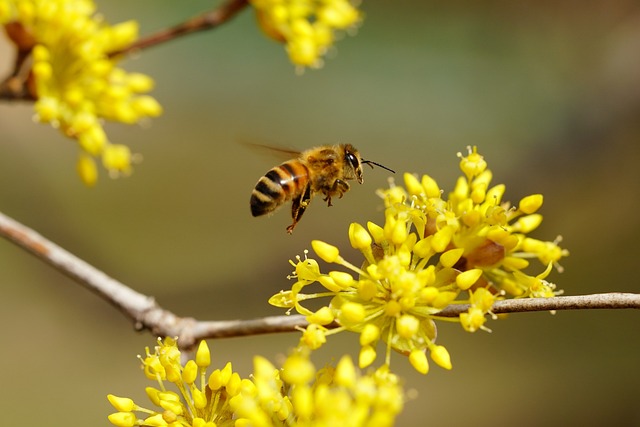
[250,0,362,70]
[271,146,568,373]
[230,349,404,427]
[107,337,242,427]
[0,0,162,184]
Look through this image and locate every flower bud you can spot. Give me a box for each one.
[195,340,211,368]
[409,349,429,374]
[430,345,452,370]
[519,194,543,214]
[359,345,377,368]
[107,395,135,412]
[456,269,483,290]
[312,240,341,263]
[349,222,372,250]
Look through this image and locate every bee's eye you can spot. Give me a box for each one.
[346,152,359,169]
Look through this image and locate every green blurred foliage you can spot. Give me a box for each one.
[1,1,639,426]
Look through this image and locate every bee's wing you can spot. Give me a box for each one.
[241,141,301,161]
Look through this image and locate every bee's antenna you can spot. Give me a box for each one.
[362,159,395,174]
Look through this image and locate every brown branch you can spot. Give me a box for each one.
[433,293,640,318]
[1,210,638,350]
[0,210,306,349]
[109,0,250,57]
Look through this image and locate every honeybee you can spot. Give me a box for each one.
[250,144,394,233]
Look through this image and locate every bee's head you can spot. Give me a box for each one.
[343,144,365,184]
[342,144,395,185]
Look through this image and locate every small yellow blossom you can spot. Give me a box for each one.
[460,288,497,332]
[458,145,487,180]
[271,146,568,373]
[1,0,162,184]
[250,0,362,70]
[300,323,328,349]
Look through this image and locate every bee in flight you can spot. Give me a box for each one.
[250,144,394,233]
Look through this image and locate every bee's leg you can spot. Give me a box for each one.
[287,185,313,234]
[323,179,350,206]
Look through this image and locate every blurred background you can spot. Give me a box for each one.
[1,1,639,426]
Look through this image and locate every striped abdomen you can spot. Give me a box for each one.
[251,160,310,217]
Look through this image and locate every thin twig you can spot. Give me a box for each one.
[1,210,638,350]
[109,0,250,57]
[0,210,306,349]
[433,293,640,318]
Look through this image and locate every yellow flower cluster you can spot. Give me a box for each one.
[107,338,404,427]
[251,0,361,69]
[0,0,162,185]
[232,348,403,427]
[108,337,239,427]
[270,147,568,374]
